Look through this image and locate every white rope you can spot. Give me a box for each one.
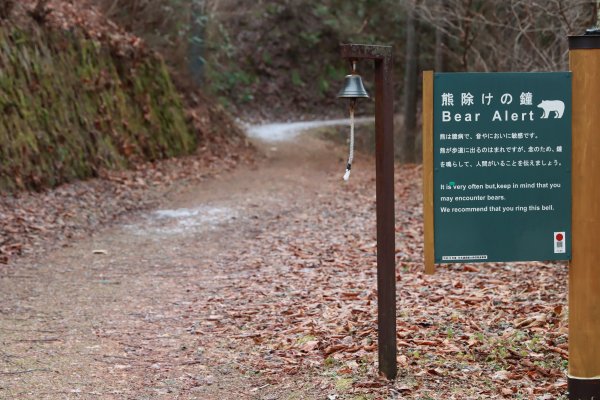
[343,105,355,181]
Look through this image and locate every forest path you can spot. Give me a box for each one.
[0,119,569,399]
[0,119,367,399]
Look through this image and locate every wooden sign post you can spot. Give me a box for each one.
[423,71,435,274]
[568,33,600,399]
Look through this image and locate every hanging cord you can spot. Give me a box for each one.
[343,99,356,181]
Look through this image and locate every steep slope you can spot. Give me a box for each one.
[0,23,195,191]
[0,1,247,192]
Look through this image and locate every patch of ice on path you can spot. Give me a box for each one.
[246,117,374,142]
[127,206,237,236]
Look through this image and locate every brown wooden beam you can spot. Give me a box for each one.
[340,44,392,60]
[341,44,396,380]
[422,71,435,275]
[568,34,600,399]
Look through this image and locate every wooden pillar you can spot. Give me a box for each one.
[422,71,435,275]
[340,44,397,380]
[568,34,600,399]
[374,50,396,380]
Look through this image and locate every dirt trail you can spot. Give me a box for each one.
[0,122,360,399]
[0,120,570,400]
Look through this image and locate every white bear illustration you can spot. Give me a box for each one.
[537,100,565,119]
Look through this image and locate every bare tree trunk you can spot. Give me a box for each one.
[0,0,14,20]
[189,0,207,86]
[29,0,51,23]
[434,0,448,72]
[402,0,419,163]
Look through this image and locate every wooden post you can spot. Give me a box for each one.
[422,71,435,275]
[340,44,396,380]
[568,34,600,399]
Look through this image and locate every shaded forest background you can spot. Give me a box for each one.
[0,0,597,185]
[92,0,597,161]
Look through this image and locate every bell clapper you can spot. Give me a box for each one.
[343,98,356,181]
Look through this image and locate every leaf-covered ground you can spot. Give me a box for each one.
[0,143,252,264]
[0,133,567,399]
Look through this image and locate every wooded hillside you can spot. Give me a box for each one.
[0,0,245,192]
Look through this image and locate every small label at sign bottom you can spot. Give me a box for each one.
[554,232,566,253]
[442,255,488,261]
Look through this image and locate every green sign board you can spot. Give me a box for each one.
[433,72,571,263]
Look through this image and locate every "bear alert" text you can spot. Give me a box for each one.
[441,110,536,123]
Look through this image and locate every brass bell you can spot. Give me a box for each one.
[337,73,369,99]
[337,61,368,181]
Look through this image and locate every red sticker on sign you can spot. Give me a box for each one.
[554,232,566,254]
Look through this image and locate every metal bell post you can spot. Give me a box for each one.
[337,45,396,380]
